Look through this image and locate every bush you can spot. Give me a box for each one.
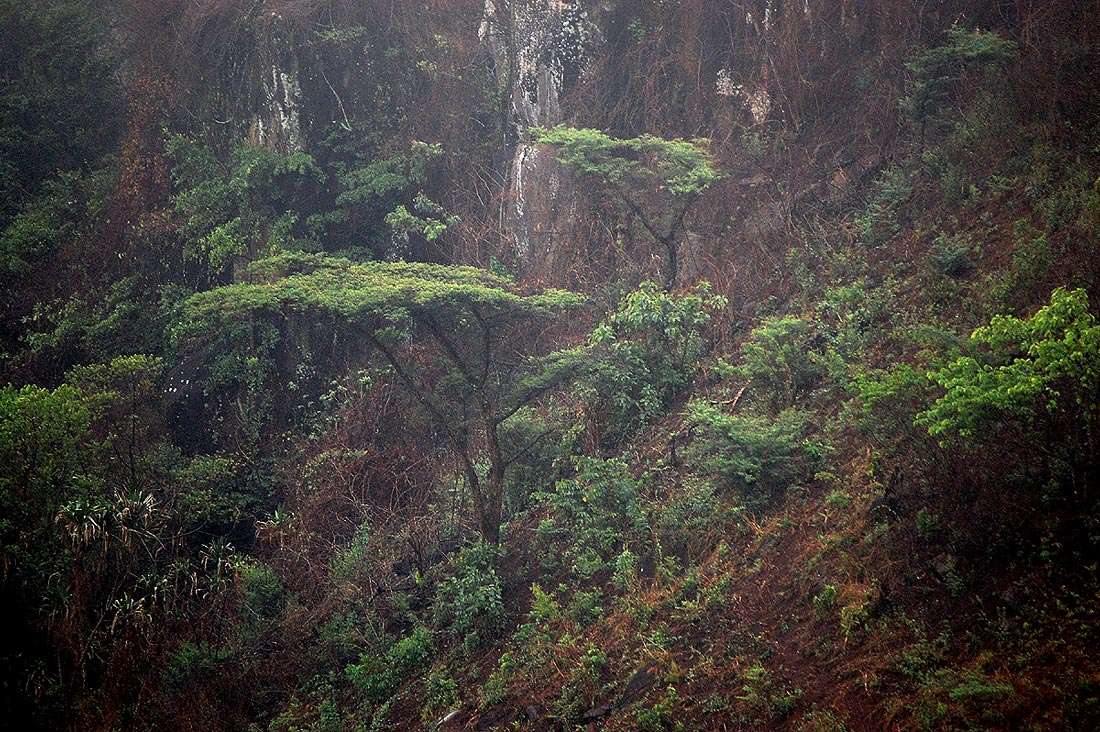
[686,402,826,507]
[421,670,459,723]
[579,282,726,447]
[238,560,286,624]
[346,627,433,704]
[918,287,1100,442]
[498,407,568,515]
[533,457,651,582]
[0,383,101,604]
[432,542,506,654]
[931,232,976,277]
[654,477,736,558]
[164,641,232,690]
[903,25,1016,132]
[737,316,823,413]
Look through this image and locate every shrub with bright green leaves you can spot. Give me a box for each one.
[346,626,434,704]
[580,281,726,447]
[737,315,823,413]
[918,287,1100,442]
[421,669,460,723]
[852,363,934,446]
[686,401,826,507]
[432,542,506,654]
[532,457,651,583]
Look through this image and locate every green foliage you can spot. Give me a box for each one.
[536,126,719,197]
[0,166,114,278]
[499,407,568,514]
[813,585,838,614]
[164,641,232,690]
[329,521,374,585]
[168,136,325,276]
[553,642,610,723]
[797,709,850,732]
[903,25,1017,129]
[654,477,739,558]
[737,315,823,413]
[346,627,433,704]
[686,402,826,507]
[918,288,1100,440]
[384,192,459,260]
[179,254,583,344]
[0,0,121,223]
[333,141,447,258]
[432,542,506,654]
[533,457,650,582]
[986,222,1056,308]
[0,383,101,599]
[580,281,726,446]
[176,453,269,537]
[636,686,683,731]
[738,663,803,722]
[855,167,912,247]
[238,560,287,624]
[179,253,586,542]
[852,363,933,445]
[912,665,1016,730]
[421,669,459,723]
[930,232,977,278]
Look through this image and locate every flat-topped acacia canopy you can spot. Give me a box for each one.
[177,252,587,544]
[179,252,585,333]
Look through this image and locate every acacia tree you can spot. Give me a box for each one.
[177,253,586,544]
[536,125,720,290]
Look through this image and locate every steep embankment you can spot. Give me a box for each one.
[2,2,1099,731]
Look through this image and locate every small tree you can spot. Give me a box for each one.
[535,125,720,290]
[903,25,1016,141]
[177,253,586,543]
[918,287,1100,494]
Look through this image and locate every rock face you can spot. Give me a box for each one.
[247,12,303,154]
[480,0,606,274]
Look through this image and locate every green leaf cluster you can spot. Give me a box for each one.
[535,125,720,197]
[903,25,1016,127]
[918,287,1100,439]
[580,281,726,446]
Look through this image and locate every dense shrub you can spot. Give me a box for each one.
[918,288,1099,441]
[164,641,232,690]
[346,626,433,704]
[737,315,823,413]
[0,383,101,600]
[686,402,826,508]
[432,542,506,655]
[903,26,1017,133]
[533,457,651,582]
[579,282,726,447]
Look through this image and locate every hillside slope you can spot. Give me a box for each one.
[1,1,1099,730]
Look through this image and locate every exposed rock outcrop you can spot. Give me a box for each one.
[480,0,607,274]
[247,11,303,154]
